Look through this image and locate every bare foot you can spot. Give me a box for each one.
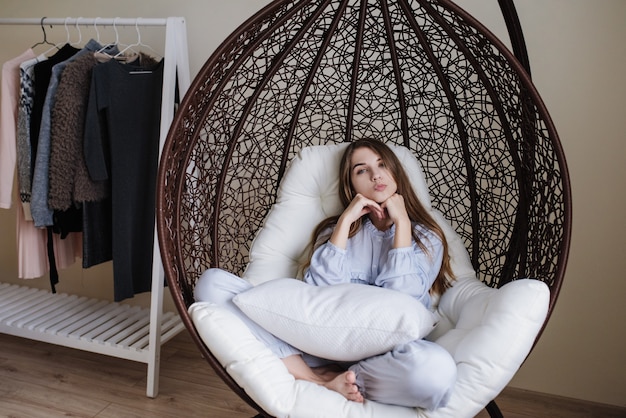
[321,370,364,403]
[282,356,363,403]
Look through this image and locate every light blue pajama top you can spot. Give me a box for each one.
[303,218,444,309]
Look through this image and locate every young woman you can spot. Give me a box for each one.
[194,138,457,410]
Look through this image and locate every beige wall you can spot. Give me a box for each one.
[502,1,626,406]
[1,0,624,408]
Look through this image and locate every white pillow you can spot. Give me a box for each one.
[233,278,438,361]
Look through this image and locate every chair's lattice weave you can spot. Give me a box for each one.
[157,0,571,416]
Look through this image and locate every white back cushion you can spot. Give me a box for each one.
[243,143,436,285]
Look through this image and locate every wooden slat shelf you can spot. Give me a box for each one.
[0,282,185,363]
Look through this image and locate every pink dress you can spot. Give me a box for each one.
[1,49,79,279]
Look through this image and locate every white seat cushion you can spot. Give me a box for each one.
[190,143,549,417]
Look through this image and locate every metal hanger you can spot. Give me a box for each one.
[30,17,57,50]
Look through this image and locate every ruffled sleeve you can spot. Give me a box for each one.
[303,240,351,286]
[375,225,443,308]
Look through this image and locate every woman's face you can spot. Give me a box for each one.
[349,146,398,203]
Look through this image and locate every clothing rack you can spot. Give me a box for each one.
[0,16,191,398]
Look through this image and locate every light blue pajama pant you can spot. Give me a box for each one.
[194,268,456,410]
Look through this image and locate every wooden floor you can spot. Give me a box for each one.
[0,331,624,418]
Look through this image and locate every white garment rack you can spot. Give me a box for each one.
[0,17,191,398]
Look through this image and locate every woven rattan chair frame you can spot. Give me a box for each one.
[156,1,572,416]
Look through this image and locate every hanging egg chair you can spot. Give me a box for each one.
[157,0,571,416]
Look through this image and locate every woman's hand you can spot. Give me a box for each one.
[380,193,409,225]
[329,194,384,249]
[381,194,412,249]
[342,193,386,224]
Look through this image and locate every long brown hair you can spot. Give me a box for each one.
[306,138,454,296]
